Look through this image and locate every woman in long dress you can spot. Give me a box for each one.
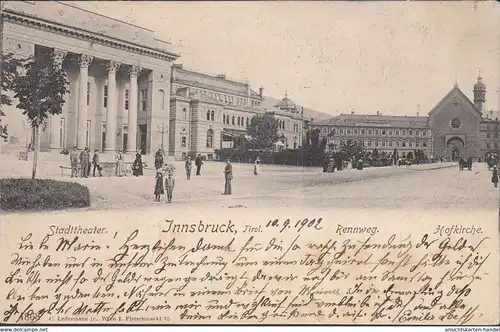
[154,170,164,202]
[115,150,124,177]
[133,149,143,176]
[492,166,498,188]
[253,157,261,175]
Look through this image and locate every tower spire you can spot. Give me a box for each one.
[454,76,458,87]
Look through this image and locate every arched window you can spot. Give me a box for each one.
[206,110,210,121]
[211,110,215,122]
[206,129,214,148]
[159,89,165,110]
[238,117,241,126]
[246,118,249,127]
[182,108,187,120]
[223,114,226,124]
[232,116,235,125]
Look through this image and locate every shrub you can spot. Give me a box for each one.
[0,178,90,212]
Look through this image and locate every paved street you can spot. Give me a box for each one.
[1,152,497,213]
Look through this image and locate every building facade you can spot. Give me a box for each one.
[168,65,304,160]
[310,77,498,161]
[1,1,179,156]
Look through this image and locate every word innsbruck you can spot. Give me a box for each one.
[0,216,494,325]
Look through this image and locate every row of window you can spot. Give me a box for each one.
[335,140,429,148]
[180,86,262,108]
[319,127,430,137]
[486,143,499,150]
[85,82,149,112]
[485,133,499,139]
[223,114,250,127]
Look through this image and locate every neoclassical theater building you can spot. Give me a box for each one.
[1,1,304,160]
[310,76,498,161]
[1,1,178,156]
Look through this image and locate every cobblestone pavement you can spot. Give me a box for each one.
[2,151,495,213]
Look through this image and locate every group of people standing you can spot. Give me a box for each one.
[323,156,363,173]
[69,146,144,178]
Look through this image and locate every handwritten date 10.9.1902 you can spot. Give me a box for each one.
[265,218,323,233]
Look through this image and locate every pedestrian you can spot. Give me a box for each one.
[80,147,90,178]
[154,169,164,202]
[165,171,175,203]
[92,149,102,177]
[185,156,192,180]
[223,159,233,195]
[468,157,473,171]
[133,149,143,177]
[195,154,203,175]
[115,150,124,177]
[254,156,261,175]
[70,146,79,178]
[154,149,164,170]
[492,166,499,188]
[357,158,363,170]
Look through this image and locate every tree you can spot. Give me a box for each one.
[339,139,364,161]
[247,113,280,153]
[12,54,69,179]
[1,53,22,141]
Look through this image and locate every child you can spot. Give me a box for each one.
[154,170,164,202]
[165,172,175,203]
[492,165,498,188]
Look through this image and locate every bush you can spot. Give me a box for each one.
[0,178,90,211]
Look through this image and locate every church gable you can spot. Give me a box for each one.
[428,85,482,119]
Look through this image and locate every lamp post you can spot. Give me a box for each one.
[156,122,168,154]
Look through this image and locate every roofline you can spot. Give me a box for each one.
[172,64,252,88]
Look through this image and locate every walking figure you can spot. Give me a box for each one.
[154,170,164,202]
[154,149,164,170]
[133,149,143,177]
[223,159,233,195]
[115,150,124,177]
[492,166,498,188]
[70,146,79,178]
[195,154,203,175]
[254,157,261,175]
[80,147,90,178]
[92,149,102,177]
[165,172,175,203]
[185,156,192,180]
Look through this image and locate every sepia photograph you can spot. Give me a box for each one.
[0,0,499,328]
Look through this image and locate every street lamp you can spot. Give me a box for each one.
[156,122,168,153]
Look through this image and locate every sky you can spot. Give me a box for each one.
[71,1,500,117]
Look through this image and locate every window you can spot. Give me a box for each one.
[181,137,186,147]
[140,89,147,111]
[382,130,386,135]
[416,130,419,136]
[354,129,358,135]
[361,130,365,135]
[487,133,491,139]
[423,142,427,148]
[125,89,129,110]
[159,89,165,110]
[232,116,235,125]
[347,129,351,135]
[246,118,249,127]
[104,85,108,107]
[368,130,372,135]
[389,141,393,147]
[402,130,406,136]
[382,141,386,147]
[388,131,392,136]
[87,82,90,106]
[423,131,427,136]
[375,130,378,135]
[211,110,215,122]
[396,130,400,135]
[86,120,91,147]
[182,108,187,120]
[487,143,490,149]
[409,130,413,135]
[368,141,372,147]
[206,110,211,121]
[375,141,379,147]
[402,142,406,147]
[206,129,214,148]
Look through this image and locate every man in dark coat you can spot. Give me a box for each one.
[223,159,233,195]
[195,154,203,175]
[80,147,90,178]
[154,149,164,170]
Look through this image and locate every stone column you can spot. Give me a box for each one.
[76,54,93,148]
[49,48,67,150]
[104,60,121,152]
[127,65,141,153]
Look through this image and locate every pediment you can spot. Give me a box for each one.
[428,86,481,120]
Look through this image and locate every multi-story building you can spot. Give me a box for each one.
[168,64,304,160]
[1,1,179,156]
[311,76,499,161]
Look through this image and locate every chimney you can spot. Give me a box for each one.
[351,111,354,115]
[416,112,420,117]
[216,74,226,79]
[259,87,264,97]
[376,111,380,116]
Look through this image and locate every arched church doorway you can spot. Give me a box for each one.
[446,137,465,161]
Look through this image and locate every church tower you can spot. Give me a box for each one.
[473,72,486,113]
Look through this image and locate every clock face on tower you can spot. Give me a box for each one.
[451,118,461,129]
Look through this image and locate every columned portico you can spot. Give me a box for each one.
[49,48,67,150]
[105,60,121,152]
[127,65,141,153]
[76,54,93,148]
